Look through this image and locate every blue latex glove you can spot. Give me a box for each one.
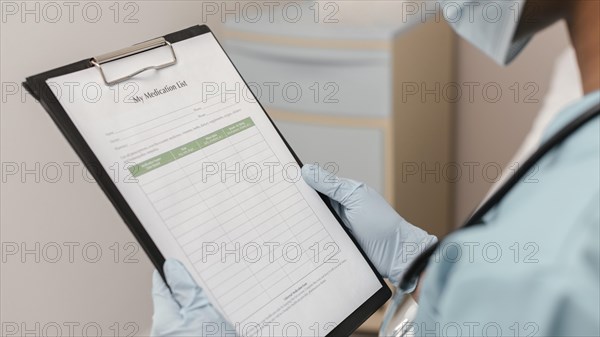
[301,164,437,285]
[151,259,235,336]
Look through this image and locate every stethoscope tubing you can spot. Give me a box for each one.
[399,103,600,291]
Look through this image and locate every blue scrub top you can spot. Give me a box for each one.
[414,91,600,337]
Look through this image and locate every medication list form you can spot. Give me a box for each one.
[49,33,382,336]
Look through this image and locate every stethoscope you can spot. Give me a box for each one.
[379,102,600,337]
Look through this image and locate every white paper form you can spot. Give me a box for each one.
[48,33,381,336]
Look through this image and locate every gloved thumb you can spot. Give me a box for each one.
[301,164,362,205]
[163,259,211,312]
[151,270,181,322]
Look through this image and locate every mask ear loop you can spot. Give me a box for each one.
[399,102,600,292]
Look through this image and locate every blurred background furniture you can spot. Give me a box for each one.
[222,10,454,333]
[222,9,455,240]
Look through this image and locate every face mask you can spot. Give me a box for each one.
[442,0,530,65]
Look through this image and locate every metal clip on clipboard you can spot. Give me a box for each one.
[90,37,177,86]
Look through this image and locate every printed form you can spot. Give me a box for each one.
[49,33,381,336]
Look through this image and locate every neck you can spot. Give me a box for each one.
[567,1,600,94]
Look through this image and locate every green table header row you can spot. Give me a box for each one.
[129,117,255,177]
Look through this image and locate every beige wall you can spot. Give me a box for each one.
[452,21,573,227]
[1,3,223,335]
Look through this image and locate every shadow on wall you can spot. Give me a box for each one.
[452,21,576,227]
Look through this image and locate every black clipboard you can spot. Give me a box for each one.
[24,25,391,336]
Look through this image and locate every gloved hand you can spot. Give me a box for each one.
[301,164,437,285]
[151,259,236,336]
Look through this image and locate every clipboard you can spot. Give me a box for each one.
[24,25,391,336]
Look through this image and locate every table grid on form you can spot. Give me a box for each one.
[134,117,338,320]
